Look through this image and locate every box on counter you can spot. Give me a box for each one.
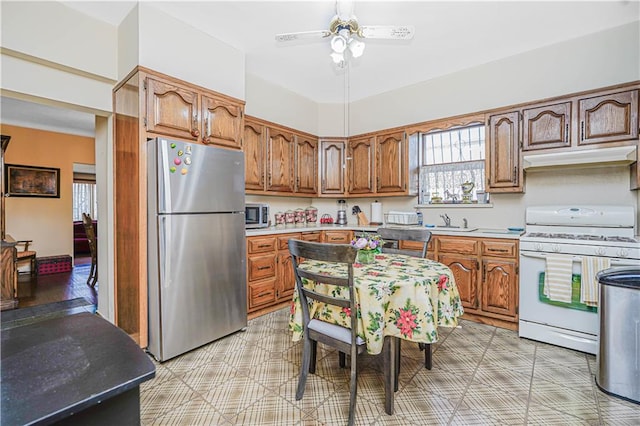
[36,255,72,275]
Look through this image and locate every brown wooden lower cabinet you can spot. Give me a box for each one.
[435,236,519,330]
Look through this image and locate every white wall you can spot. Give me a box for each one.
[117,4,140,80]
[245,74,318,134]
[137,3,245,100]
[348,21,640,135]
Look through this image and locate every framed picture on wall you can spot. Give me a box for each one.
[4,164,60,198]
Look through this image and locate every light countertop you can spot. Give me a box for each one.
[246,224,524,239]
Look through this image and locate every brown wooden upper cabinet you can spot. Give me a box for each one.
[319,139,346,195]
[376,130,406,193]
[347,135,375,195]
[243,118,266,191]
[578,89,639,145]
[294,134,318,194]
[486,111,522,193]
[266,126,295,193]
[145,75,244,149]
[522,101,572,151]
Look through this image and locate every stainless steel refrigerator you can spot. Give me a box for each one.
[147,138,247,362]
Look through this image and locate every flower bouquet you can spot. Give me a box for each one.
[350,233,383,264]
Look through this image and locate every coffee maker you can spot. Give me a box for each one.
[336,199,348,225]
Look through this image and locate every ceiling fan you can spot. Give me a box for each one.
[275,0,415,67]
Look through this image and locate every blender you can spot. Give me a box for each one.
[336,199,348,225]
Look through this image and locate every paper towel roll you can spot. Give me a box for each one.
[371,201,383,223]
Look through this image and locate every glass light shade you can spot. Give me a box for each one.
[349,39,365,58]
[330,51,344,64]
[330,35,347,53]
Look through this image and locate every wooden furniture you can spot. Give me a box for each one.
[290,251,463,421]
[289,239,396,425]
[15,240,36,278]
[322,229,353,244]
[0,240,18,311]
[1,313,155,425]
[113,66,245,347]
[376,227,433,369]
[83,213,98,287]
[433,235,519,330]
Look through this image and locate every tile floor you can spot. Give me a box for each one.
[141,308,640,425]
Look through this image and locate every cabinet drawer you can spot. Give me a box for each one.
[324,231,352,244]
[247,237,276,254]
[481,240,518,258]
[399,239,434,252]
[248,254,276,281]
[437,237,477,255]
[249,279,276,309]
[278,233,302,250]
[301,231,322,242]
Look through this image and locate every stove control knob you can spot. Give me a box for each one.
[551,244,561,253]
[617,248,629,258]
[595,247,606,256]
[534,243,543,251]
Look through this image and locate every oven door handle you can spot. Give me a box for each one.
[520,251,638,267]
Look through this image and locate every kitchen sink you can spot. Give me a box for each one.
[433,226,477,232]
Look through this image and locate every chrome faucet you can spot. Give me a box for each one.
[463,218,468,229]
[440,214,451,227]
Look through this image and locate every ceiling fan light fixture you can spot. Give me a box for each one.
[330,34,348,53]
[330,51,344,64]
[349,39,365,58]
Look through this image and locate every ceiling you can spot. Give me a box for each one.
[2,0,638,136]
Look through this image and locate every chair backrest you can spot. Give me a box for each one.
[376,227,432,258]
[82,213,97,257]
[289,239,359,339]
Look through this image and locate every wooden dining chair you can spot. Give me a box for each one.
[288,239,366,426]
[377,227,434,370]
[82,213,98,287]
[15,240,37,278]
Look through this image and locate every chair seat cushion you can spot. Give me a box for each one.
[308,319,365,346]
[17,251,36,259]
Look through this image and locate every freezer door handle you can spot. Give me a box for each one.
[159,216,172,289]
[158,140,173,213]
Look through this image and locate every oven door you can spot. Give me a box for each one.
[519,251,640,354]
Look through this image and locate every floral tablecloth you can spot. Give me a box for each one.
[289,253,464,354]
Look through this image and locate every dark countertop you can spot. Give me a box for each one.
[1,312,155,425]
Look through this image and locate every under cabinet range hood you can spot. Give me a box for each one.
[522,145,637,170]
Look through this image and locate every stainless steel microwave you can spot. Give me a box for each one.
[245,203,270,229]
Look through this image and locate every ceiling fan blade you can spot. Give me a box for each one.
[360,25,415,40]
[275,30,332,42]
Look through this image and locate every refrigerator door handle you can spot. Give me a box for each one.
[158,140,173,213]
[159,216,172,289]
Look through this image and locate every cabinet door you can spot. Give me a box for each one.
[522,102,571,151]
[295,134,318,194]
[347,136,375,194]
[481,259,518,318]
[578,90,639,145]
[266,127,295,193]
[244,119,266,191]
[145,77,200,141]
[376,131,406,193]
[319,139,346,195]
[438,254,479,310]
[276,252,296,301]
[487,111,522,192]
[201,95,243,149]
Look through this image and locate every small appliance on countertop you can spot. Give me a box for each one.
[336,199,348,225]
[245,203,270,229]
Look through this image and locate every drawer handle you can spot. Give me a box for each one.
[257,266,272,271]
[488,248,510,253]
[257,291,271,297]
[258,244,272,248]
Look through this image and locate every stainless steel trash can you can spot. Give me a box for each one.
[596,267,640,404]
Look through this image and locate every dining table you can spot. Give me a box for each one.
[289,251,464,415]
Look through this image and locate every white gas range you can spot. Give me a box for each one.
[518,205,640,354]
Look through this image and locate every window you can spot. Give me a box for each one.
[73,175,97,221]
[419,124,485,204]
